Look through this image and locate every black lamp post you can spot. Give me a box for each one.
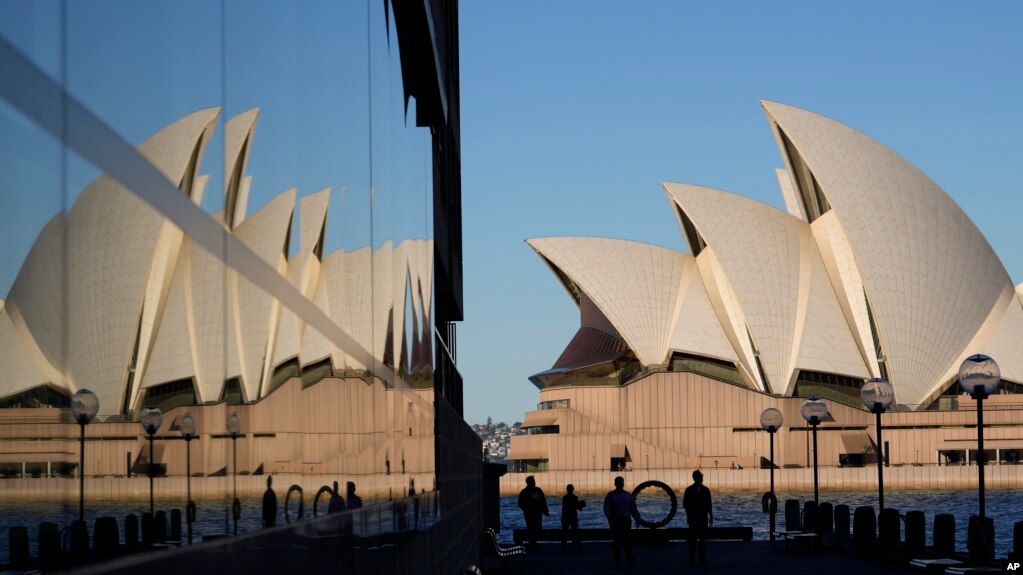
[861,377,895,564]
[800,397,828,512]
[179,413,197,544]
[959,354,1000,520]
[227,412,241,535]
[71,389,99,522]
[760,407,783,542]
[140,405,163,518]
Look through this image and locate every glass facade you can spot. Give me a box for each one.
[0,1,476,572]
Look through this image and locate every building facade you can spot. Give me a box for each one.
[0,1,478,572]
[508,102,1023,490]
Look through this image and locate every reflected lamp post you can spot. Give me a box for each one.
[861,378,894,564]
[959,354,1000,520]
[800,397,828,511]
[227,412,241,535]
[760,407,783,541]
[140,405,163,517]
[71,389,99,522]
[179,413,197,544]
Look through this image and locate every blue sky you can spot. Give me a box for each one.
[457,1,1023,424]
[0,2,1020,426]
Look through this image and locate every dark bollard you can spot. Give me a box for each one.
[853,506,876,552]
[8,526,30,568]
[170,508,182,541]
[905,511,925,559]
[933,513,956,558]
[967,515,994,564]
[39,521,61,569]
[880,508,901,546]
[785,499,802,532]
[124,514,139,549]
[94,516,120,559]
[141,512,155,546]
[834,504,850,550]
[155,510,168,542]
[818,502,834,534]
[70,519,89,564]
[1012,521,1023,562]
[802,500,818,533]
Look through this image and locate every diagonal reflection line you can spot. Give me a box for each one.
[0,35,396,389]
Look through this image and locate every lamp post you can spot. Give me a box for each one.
[760,407,783,542]
[800,397,828,511]
[140,405,163,518]
[861,378,895,564]
[227,412,241,535]
[179,413,197,545]
[959,354,1000,520]
[71,389,99,522]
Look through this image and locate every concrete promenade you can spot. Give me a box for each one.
[484,540,925,574]
[499,466,1023,496]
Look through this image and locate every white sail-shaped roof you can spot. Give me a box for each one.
[763,100,1013,405]
[224,108,258,228]
[6,108,219,414]
[232,189,295,400]
[528,237,686,367]
[666,254,737,365]
[665,183,805,393]
[273,188,330,369]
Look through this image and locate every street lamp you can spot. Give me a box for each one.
[140,405,163,518]
[800,397,828,512]
[179,413,197,544]
[959,354,1000,520]
[760,407,783,542]
[227,412,241,535]
[71,389,99,522]
[861,377,894,564]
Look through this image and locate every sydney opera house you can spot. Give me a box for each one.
[0,107,441,484]
[0,1,482,569]
[506,101,1023,491]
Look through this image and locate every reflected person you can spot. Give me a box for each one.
[261,476,277,527]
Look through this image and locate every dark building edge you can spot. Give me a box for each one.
[394,1,481,573]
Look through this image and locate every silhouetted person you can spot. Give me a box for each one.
[346,481,363,509]
[262,476,277,527]
[328,481,346,514]
[683,470,713,565]
[561,484,584,550]
[517,475,549,551]
[409,479,419,529]
[603,476,638,566]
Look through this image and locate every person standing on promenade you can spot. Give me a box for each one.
[328,480,346,514]
[261,476,278,527]
[603,476,638,566]
[561,484,585,550]
[517,475,549,551]
[683,470,713,565]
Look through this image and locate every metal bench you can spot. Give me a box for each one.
[484,527,526,571]
[775,530,820,553]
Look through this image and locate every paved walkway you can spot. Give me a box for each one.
[483,540,922,574]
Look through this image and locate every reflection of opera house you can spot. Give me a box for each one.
[0,109,436,492]
[506,102,1023,492]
